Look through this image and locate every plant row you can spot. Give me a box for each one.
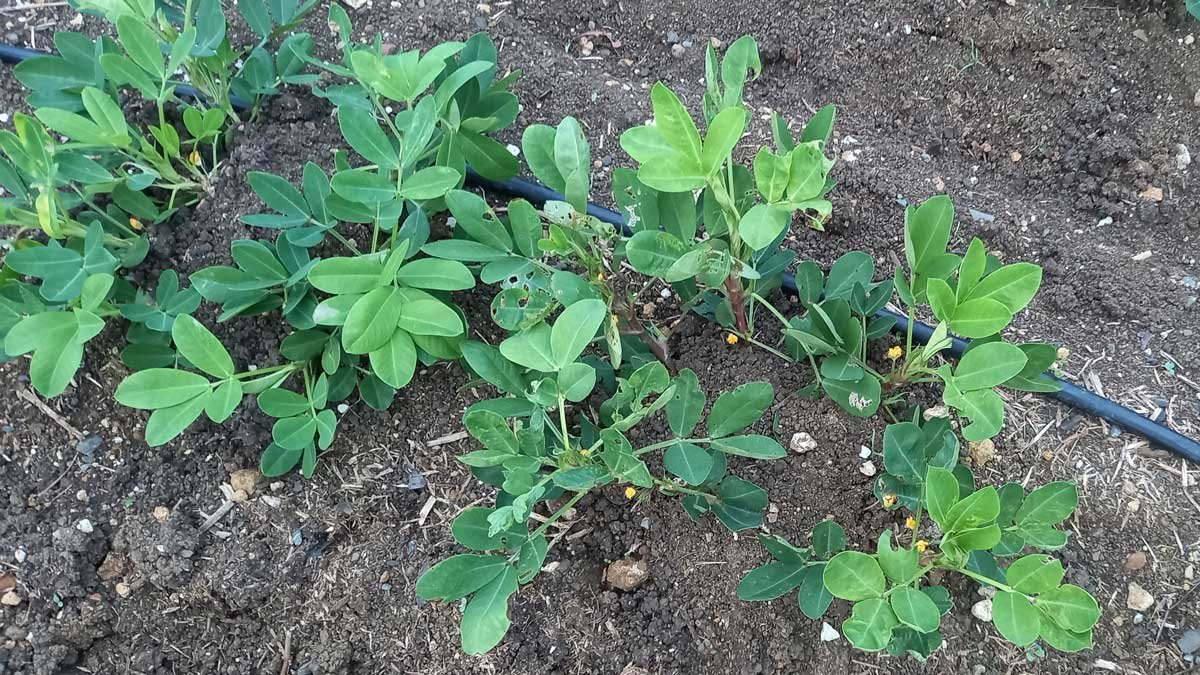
[0,4,1097,661]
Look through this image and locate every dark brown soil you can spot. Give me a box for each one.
[1,1,1198,674]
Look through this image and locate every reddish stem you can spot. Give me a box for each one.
[724,274,748,334]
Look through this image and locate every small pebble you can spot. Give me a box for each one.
[859,461,877,477]
[14,549,26,564]
[75,489,88,503]
[76,519,94,534]
[858,446,871,459]
[790,432,817,454]
[152,506,170,523]
[1125,551,1147,571]
[820,622,839,641]
[1,591,21,606]
[336,403,350,414]
[971,598,993,622]
[115,582,131,598]
[1127,582,1155,611]
[405,469,427,490]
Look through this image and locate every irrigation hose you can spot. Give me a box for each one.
[464,169,1200,464]
[1,42,1195,462]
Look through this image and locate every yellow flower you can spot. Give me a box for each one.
[128,217,143,231]
[915,540,928,552]
[188,149,201,165]
[579,448,591,456]
[624,487,637,500]
[887,346,903,361]
[726,333,739,345]
[611,313,619,326]
[905,516,917,530]
[882,494,897,508]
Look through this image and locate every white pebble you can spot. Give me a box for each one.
[506,144,520,157]
[14,549,26,563]
[820,622,840,641]
[971,598,993,622]
[336,403,350,414]
[659,288,672,299]
[859,461,877,477]
[76,519,94,534]
[858,446,871,459]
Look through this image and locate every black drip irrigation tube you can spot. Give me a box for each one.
[465,168,1200,464]
[1,42,1196,462]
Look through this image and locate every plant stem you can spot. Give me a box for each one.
[652,477,714,499]
[634,437,712,456]
[954,564,1022,596]
[527,489,587,541]
[724,274,748,334]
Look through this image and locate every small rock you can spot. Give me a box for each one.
[14,549,25,564]
[405,469,427,490]
[860,461,877,477]
[665,31,680,44]
[0,573,13,593]
[1132,250,1153,262]
[230,469,260,497]
[1132,29,1149,43]
[641,302,656,318]
[1133,612,1145,624]
[767,502,779,524]
[971,598,993,622]
[1010,150,1022,162]
[1097,215,1114,227]
[75,435,103,455]
[115,582,131,598]
[858,446,871,459]
[1178,629,1200,655]
[923,405,949,420]
[1127,582,1154,611]
[790,432,817,454]
[1186,565,1195,581]
[968,439,996,466]
[619,665,650,675]
[260,495,281,508]
[969,208,995,223]
[97,553,127,580]
[1,591,21,606]
[76,519,94,534]
[505,143,520,157]
[670,44,686,58]
[1125,551,1147,571]
[336,403,350,414]
[75,489,88,503]
[605,558,650,591]
[1140,185,1164,202]
[1127,498,1140,513]
[1176,144,1191,170]
[820,622,840,641]
[840,150,859,162]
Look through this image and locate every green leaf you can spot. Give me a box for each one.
[116,17,164,77]
[342,286,403,354]
[969,263,1042,314]
[666,368,705,437]
[736,562,807,601]
[707,381,773,437]
[904,195,953,273]
[664,441,713,485]
[396,288,463,337]
[955,341,1027,391]
[890,587,941,633]
[824,252,874,300]
[823,551,885,601]
[1006,555,1065,595]
[308,256,386,294]
[499,322,556,372]
[415,554,508,602]
[369,328,417,389]
[338,105,398,169]
[1014,482,1077,526]
[556,361,596,402]
[452,507,525,551]
[205,379,243,423]
[945,486,1000,532]
[739,204,789,251]
[797,565,833,619]
[115,369,212,410]
[842,597,899,651]
[272,415,318,451]
[549,298,606,369]
[812,520,847,559]
[260,442,302,476]
[625,230,690,276]
[710,476,768,531]
[991,591,1041,646]
[924,467,960,531]
[949,298,1013,339]
[399,166,461,200]
[248,171,309,217]
[882,421,925,482]
[461,341,526,395]
[1038,614,1093,653]
[460,565,518,655]
[710,434,785,459]
[876,530,919,583]
[1035,585,1099,633]
[701,107,746,175]
[650,82,702,164]
[171,315,234,379]
[257,388,309,417]
[956,388,1006,441]
[821,371,881,417]
[145,393,209,446]
[330,168,396,204]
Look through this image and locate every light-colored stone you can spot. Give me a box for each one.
[152,506,170,523]
[230,469,260,497]
[605,558,650,591]
[971,598,993,622]
[1126,582,1154,611]
[968,439,996,467]
[859,461,877,477]
[820,622,840,641]
[1,591,21,606]
[97,553,127,581]
[1124,551,1147,571]
[618,665,650,675]
[923,405,949,421]
[1140,185,1164,202]
[790,432,818,454]
[76,519,93,534]
[115,582,131,598]
[13,549,25,564]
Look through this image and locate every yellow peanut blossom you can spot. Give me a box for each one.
[624,487,637,500]
[188,149,201,165]
[611,313,619,326]
[915,540,928,552]
[128,217,143,231]
[882,494,898,509]
[905,516,917,530]
[887,345,903,361]
[726,333,739,345]
[579,448,591,456]
[596,272,605,281]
